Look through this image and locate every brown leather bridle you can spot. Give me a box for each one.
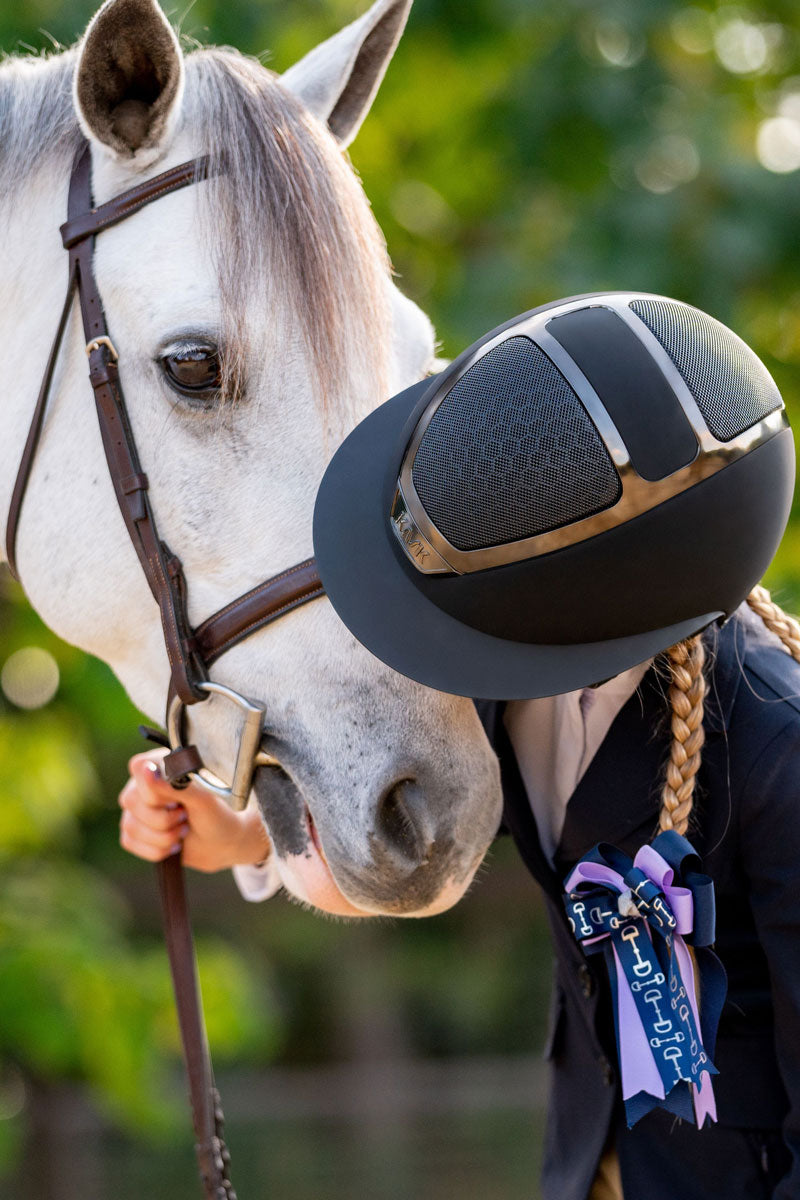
[5,143,326,1199]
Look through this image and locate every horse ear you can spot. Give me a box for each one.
[281,0,411,148]
[74,0,184,162]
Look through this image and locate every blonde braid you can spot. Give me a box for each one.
[658,634,707,838]
[656,588,800,839]
[746,585,800,664]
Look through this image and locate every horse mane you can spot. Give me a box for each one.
[0,44,392,408]
[0,51,83,197]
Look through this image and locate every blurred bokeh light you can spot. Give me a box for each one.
[757,115,800,172]
[1,647,60,710]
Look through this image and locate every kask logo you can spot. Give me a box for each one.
[393,510,431,564]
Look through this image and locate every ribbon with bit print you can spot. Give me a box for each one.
[563,831,727,1128]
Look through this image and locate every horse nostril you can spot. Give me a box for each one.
[376,778,428,864]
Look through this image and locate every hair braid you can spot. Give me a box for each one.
[746,585,800,664]
[658,634,707,838]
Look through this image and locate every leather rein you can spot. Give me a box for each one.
[5,143,325,1199]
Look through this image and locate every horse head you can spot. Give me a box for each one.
[0,0,502,917]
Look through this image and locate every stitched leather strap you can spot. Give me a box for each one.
[60,156,210,248]
[196,557,324,665]
[156,854,237,1200]
[67,146,207,705]
[5,262,78,580]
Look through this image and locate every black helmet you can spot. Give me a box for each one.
[313,292,795,699]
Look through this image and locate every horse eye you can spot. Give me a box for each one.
[162,346,221,397]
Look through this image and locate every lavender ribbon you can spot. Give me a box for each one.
[563,831,726,1128]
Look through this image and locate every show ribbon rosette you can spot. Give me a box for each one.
[563,831,727,1128]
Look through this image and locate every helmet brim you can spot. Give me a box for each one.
[313,378,720,700]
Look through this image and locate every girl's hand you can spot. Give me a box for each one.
[119,749,272,873]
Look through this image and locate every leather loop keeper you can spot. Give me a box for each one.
[126,493,147,523]
[121,472,149,495]
[88,356,118,389]
[164,744,203,784]
[120,473,150,522]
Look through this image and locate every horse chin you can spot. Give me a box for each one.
[274,841,476,920]
[274,841,374,918]
[273,817,481,919]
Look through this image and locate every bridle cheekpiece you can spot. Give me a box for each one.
[5,143,324,798]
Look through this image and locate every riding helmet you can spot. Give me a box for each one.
[312,292,795,699]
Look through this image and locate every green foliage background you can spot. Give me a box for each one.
[1,0,800,1189]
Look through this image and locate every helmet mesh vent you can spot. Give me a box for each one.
[630,299,782,442]
[411,337,621,552]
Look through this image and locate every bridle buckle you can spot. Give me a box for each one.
[167,681,279,811]
[86,335,118,361]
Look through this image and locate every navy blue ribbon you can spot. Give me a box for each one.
[564,831,727,1128]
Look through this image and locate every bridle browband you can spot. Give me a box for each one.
[5,143,326,1199]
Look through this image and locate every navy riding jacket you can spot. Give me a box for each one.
[476,606,800,1200]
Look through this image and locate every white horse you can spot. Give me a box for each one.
[0,0,502,916]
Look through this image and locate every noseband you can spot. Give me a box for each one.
[5,143,326,1199]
